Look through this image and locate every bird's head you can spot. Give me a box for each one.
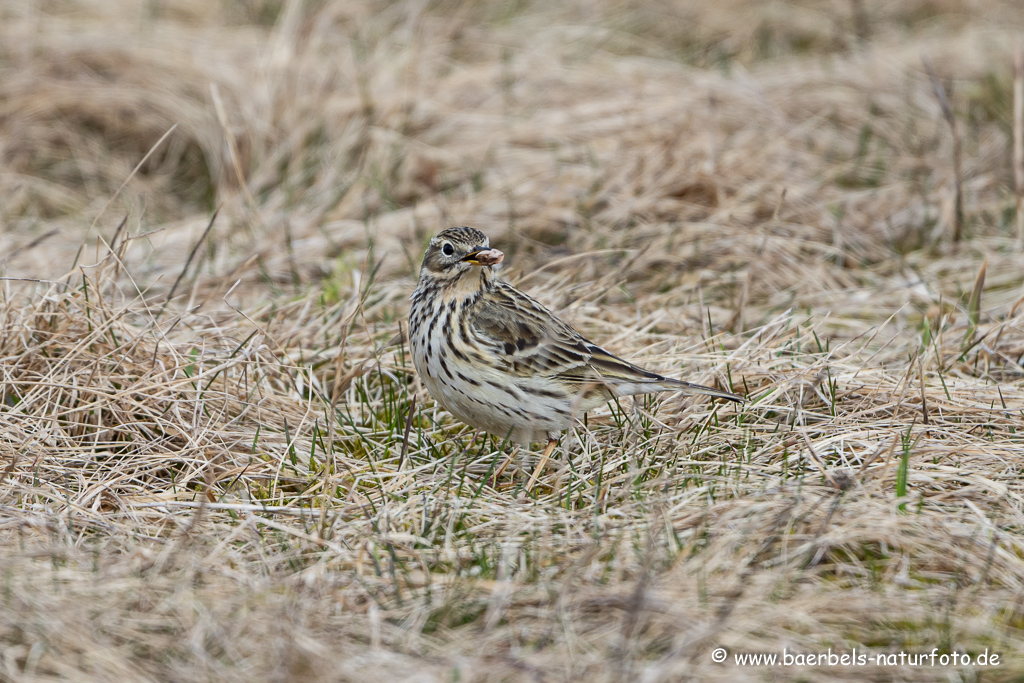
[419,227,504,284]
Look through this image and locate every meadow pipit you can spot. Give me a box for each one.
[409,227,742,485]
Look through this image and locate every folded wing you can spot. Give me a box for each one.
[470,283,742,402]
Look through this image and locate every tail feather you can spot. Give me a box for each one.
[586,345,743,403]
[611,376,744,402]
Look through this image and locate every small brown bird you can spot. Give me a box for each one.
[409,227,742,485]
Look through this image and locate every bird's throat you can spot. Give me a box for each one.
[444,266,494,302]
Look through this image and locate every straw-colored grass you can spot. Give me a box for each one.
[2,1,1024,680]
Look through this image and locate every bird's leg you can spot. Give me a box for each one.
[492,445,519,486]
[526,438,558,491]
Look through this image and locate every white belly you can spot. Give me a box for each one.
[409,302,576,444]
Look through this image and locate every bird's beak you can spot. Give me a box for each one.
[463,248,504,266]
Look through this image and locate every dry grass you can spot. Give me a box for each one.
[3,0,1024,680]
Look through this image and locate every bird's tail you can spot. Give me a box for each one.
[611,376,744,402]
[586,346,743,402]
[664,378,744,402]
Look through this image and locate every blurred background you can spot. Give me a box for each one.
[3,2,1024,680]
[4,0,1023,321]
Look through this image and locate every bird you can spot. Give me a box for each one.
[408,226,743,487]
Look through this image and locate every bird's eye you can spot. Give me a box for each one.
[441,243,454,256]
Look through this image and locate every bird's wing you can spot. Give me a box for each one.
[469,283,599,381]
[469,283,742,401]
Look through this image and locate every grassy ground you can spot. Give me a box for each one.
[3,0,1024,680]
